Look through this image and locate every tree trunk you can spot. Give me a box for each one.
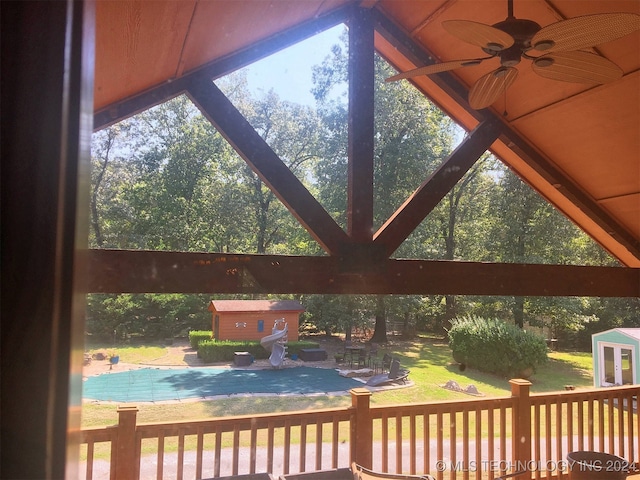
[370,295,388,343]
[514,296,525,328]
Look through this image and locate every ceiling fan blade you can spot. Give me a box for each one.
[442,20,514,52]
[468,67,518,109]
[386,58,490,82]
[531,13,640,52]
[532,51,623,84]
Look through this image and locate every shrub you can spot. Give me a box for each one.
[196,340,321,363]
[189,330,212,349]
[448,315,548,378]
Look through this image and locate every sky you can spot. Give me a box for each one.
[241,24,346,106]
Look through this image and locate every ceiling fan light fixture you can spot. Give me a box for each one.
[533,39,555,51]
[484,42,505,53]
[534,57,555,68]
[493,67,510,78]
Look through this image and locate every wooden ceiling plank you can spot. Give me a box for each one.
[374,118,502,256]
[348,7,375,243]
[497,128,640,260]
[87,249,640,297]
[186,74,349,256]
[372,7,484,123]
[372,6,640,264]
[93,3,353,131]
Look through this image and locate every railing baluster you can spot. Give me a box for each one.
[177,429,185,480]
[409,412,417,474]
[423,409,430,478]
[232,425,240,475]
[577,398,584,452]
[268,420,275,474]
[499,406,506,479]
[299,419,307,472]
[474,408,481,480]
[332,418,339,469]
[250,420,258,474]
[487,408,494,480]
[382,413,389,472]
[396,412,403,474]
[449,409,456,480]
[315,420,323,470]
[85,440,94,480]
[598,397,605,452]
[588,398,595,452]
[533,403,540,480]
[214,428,222,478]
[462,409,469,480]
[196,428,204,479]
[156,432,164,480]
[283,420,291,474]
[555,401,562,479]
[544,400,552,480]
[436,410,443,480]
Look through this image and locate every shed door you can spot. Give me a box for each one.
[601,344,634,386]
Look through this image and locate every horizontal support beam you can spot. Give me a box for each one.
[88,249,640,297]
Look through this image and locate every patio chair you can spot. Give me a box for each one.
[367,344,380,372]
[351,462,435,480]
[365,359,410,387]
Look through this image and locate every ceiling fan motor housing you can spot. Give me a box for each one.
[485,17,542,66]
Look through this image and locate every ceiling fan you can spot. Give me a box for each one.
[386,0,640,110]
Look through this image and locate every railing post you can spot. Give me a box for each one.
[510,379,532,472]
[351,388,373,469]
[115,405,139,480]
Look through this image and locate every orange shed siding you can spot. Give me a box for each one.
[209,300,303,342]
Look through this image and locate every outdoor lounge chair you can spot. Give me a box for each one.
[365,359,409,387]
[352,462,435,480]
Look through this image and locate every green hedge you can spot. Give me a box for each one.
[448,315,548,378]
[197,340,320,363]
[188,330,213,349]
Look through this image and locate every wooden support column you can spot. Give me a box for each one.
[1,0,94,477]
[351,388,373,469]
[348,7,375,244]
[115,406,140,480]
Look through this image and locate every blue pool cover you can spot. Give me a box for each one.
[83,366,363,402]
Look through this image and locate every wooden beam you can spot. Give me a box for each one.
[374,118,502,257]
[88,250,640,297]
[347,7,375,243]
[93,4,353,131]
[371,8,640,262]
[186,75,350,255]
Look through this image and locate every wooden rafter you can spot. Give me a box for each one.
[88,249,640,297]
[374,118,502,257]
[186,74,349,256]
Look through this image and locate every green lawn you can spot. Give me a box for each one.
[81,335,594,427]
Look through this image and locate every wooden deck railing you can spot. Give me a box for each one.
[78,383,639,480]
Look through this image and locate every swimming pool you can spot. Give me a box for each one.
[83,366,363,403]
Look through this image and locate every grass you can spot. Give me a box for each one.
[81,334,594,428]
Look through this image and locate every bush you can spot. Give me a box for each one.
[189,330,213,349]
[196,340,321,363]
[448,315,548,378]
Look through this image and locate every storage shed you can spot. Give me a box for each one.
[592,328,640,387]
[208,300,304,342]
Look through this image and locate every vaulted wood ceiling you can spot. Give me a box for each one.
[91,0,640,296]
